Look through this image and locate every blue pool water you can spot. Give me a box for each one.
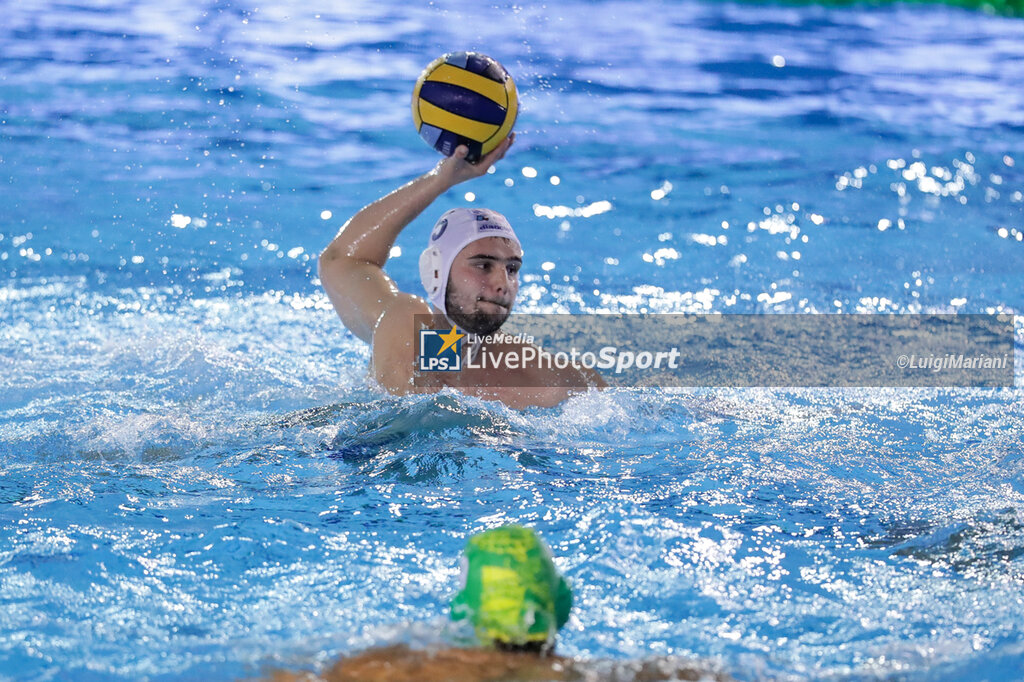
[2,1,1024,680]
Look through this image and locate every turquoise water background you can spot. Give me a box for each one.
[2,1,1023,680]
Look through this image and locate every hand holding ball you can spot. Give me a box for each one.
[412,52,518,164]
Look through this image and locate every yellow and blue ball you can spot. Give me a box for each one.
[412,52,518,163]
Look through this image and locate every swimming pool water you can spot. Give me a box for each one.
[2,1,1023,680]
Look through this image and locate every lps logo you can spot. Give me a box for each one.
[418,326,465,371]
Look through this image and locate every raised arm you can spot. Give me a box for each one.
[319,135,514,344]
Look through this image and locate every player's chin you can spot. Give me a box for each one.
[464,311,508,336]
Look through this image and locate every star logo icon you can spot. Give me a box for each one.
[435,325,465,357]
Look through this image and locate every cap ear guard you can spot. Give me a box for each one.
[419,245,444,297]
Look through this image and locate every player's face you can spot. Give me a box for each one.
[445,237,522,335]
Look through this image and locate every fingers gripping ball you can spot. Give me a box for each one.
[412,52,518,163]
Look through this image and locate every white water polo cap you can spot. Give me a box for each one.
[419,207,521,316]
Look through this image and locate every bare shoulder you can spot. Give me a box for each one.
[257,646,732,682]
[374,292,432,335]
[319,645,571,682]
[370,294,433,393]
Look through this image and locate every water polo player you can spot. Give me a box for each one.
[262,527,727,682]
[318,137,603,408]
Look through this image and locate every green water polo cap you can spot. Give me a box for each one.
[449,525,572,647]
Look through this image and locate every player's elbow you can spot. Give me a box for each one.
[318,242,342,270]
[317,249,330,276]
[318,243,354,285]
[319,240,377,277]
